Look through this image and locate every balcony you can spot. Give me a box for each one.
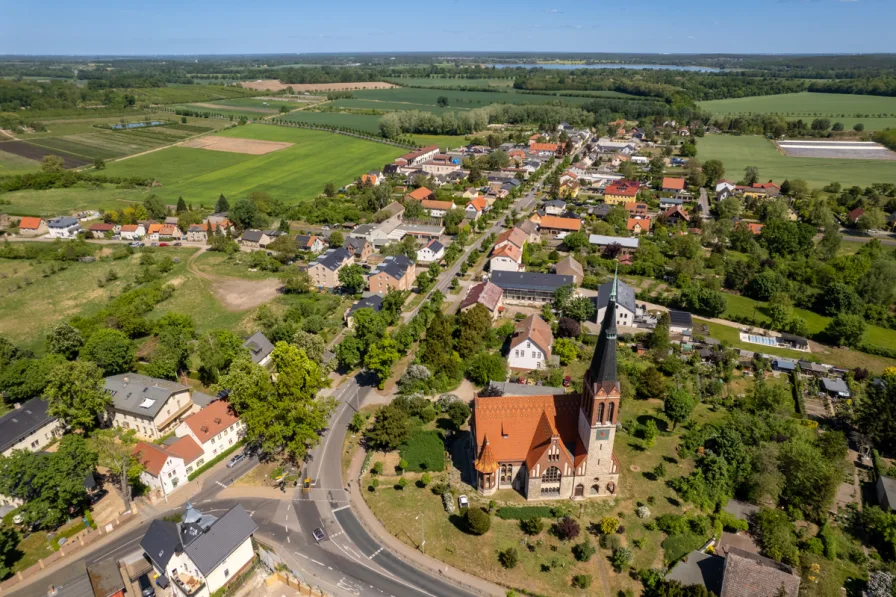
[171,570,205,596]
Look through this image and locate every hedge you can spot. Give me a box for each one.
[187,439,246,482]
[399,430,445,472]
[496,506,559,520]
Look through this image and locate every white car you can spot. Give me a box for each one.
[457,495,469,509]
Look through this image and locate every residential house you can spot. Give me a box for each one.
[554,255,583,284]
[406,187,435,202]
[603,180,640,205]
[133,441,192,497]
[0,398,63,457]
[345,294,384,328]
[395,145,440,167]
[626,217,651,235]
[662,206,690,226]
[623,202,649,218]
[528,142,559,156]
[536,215,582,238]
[417,239,445,263]
[593,279,637,329]
[877,476,896,511]
[847,207,865,225]
[508,315,553,370]
[16,216,48,237]
[490,271,574,305]
[669,310,693,336]
[715,180,736,194]
[459,281,504,319]
[378,201,405,227]
[736,221,764,235]
[175,400,245,464]
[295,234,325,254]
[470,288,622,499]
[659,197,685,210]
[494,227,528,252]
[368,255,416,294]
[718,548,800,597]
[589,204,612,220]
[558,179,580,199]
[87,559,127,597]
[105,374,195,441]
[490,243,522,272]
[239,229,278,249]
[661,177,687,193]
[737,182,780,200]
[360,171,383,186]
[779,333,809,351]
[343,236,373,262]
[821,378,851,399]
[120,224,146,240]
[47,216,81,238]
[514,219,540,244]
[88,223,115,239]
[542,199,567,216]
[395,223,444,241]
[308,247,353,289]
[421,199,456,218]
[422,154,460,175]
[140,503,257,597]
[242,331,274,366]
[588,234,639,256]
[465,196,488,220]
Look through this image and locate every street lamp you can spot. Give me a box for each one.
[415,512,425,554]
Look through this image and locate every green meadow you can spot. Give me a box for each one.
[696,134,896,188]
[102,124,404,204]
[699,92,896,117]
[280,110,385,133]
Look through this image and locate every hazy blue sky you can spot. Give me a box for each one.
[1,0,892,55]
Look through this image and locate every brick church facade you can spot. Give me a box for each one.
[470,279,622,500]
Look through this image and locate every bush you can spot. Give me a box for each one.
[466,508,491,535]
[498,547,519,569]
[419,473,432,487]
[397,478,408,490]
[572,539,596,562]
[371,461,383,475]
[611,547,632,572]
[399,430,446,472]
[600,533,621,551]
[571,574,592,589]
[661,534,704,565]
[431,482,451,496]
[520,517,544,535]
[599,516,620,535]
[553,516,581,541]
[802,537,824,555]
[496,506,556,520]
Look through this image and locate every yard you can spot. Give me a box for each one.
[696,134,896,189]
[102,125,404,204]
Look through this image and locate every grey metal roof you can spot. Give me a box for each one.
[104,374,188,418]
[242,331,274,364]
[595,279,636,315]
[669,310,693,328]
[344,236,369,255]
[240,230,265,243]
[48,216,79,228]
[311,247,351,271]
[0,398,56,453]
[879,476,896,509]
[665,551,724,595]
[821,378,850,396]
[490,271,573,293]
[589,234,639,249]
[191,392,218,409]
[773,359,796,371]
[140,519,181,571]
[348,295,384,317]
[184,504,257,576]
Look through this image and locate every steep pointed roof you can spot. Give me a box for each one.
[589,272,618,384]
[474,436,499,474]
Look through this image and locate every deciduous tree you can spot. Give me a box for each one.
[45,360,110,431]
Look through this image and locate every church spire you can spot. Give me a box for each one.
[588,269,618,383]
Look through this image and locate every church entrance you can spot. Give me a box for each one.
[574,484,584,497]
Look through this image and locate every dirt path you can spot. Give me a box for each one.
[0,129,16,140]
[186,248,282,312]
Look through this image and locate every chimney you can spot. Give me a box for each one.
[213,417,221,424]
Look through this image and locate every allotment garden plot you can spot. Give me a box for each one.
[776,139,896,160]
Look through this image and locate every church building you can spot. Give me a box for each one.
[470,277,622,500]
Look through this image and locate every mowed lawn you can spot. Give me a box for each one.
[0,187,146,217]
[699,92,896,117]
[697,134,896,188]
[103,125,405,204]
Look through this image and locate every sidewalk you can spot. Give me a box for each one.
[346,448,504,597]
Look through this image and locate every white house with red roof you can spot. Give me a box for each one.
[119,224,146,240]
[175,400,245,463]
[133,439,204,497]
[16,217,48,237]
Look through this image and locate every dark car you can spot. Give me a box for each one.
[138,574,155,597]
[312,527,326,542]
[173,242,182,246]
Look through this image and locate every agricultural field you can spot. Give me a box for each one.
[699,92,896,131]
[0,187,147,217]
[408,134,473,150]
[327,98,464,115]
[102,124,404,204]
[279,110,384,134]
[696,134,896,188]
[0,150,44,175]
[348,87,595,109]
[387,77,516,88]
[129,84,258,105]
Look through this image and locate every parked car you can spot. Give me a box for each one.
[159,242,168,247]
[173,242,182,246]
[312,527,326,542]
[563,376,572,387]
[226,452,246,468]
[457,495,469,509]
[138,575,155,597]
[150,242,159,246]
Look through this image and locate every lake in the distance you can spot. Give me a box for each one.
[492,63,718,72]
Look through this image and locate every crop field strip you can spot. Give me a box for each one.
[777,139,896,160]
[0,140,90,168]
[278,110,384,133]
[349,87,596,107]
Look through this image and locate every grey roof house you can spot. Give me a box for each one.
[243,331,275,366]
[104,374,193,440]
[490,271,574,305]
[0,398,62,457]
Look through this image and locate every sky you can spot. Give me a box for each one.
[1,0,893,55]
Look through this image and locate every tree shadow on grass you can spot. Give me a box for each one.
[663,456,678,464]
[628,442,646,452]
[636,414,669,432]
[665,496,681,508]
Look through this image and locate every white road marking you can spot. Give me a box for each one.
[310,558,325,566]
[369,547,384,559]
[332,504,351,512]
[215,481,227,488]
[90,536,141,562]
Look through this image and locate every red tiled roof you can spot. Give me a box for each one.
[421,199,455,211]
[89,223,114,231]
[663,206,690,222]
[627,217,651,232]
[183,400,240,444]
[147,223,163,234]
[530,143,559,152]
[133,442,171,476]
[460,281,504,312]
[406,187,434,201]
[492,243,522,262]
[605,180,640,197]
[624,202,648,215]
[661,177,686,191]
[18,217,42,230]
[495,227,527,249]
[538,215,581,232]
[474,436,499,474]
[468,197,488,211]
[121,224,139,232]
[166,435,204,465]
[510,315,553,360]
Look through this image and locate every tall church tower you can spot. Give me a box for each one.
[577,270,622,494]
